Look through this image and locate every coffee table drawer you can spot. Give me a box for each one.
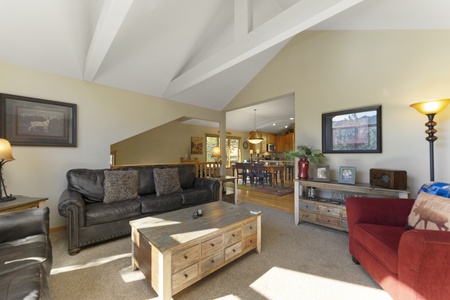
[225,241,242,261]
[243,221,257,237]
[201,235,223,257]
[172,245,200,273]
[201,251,224,274]
[224,227,242,247]
[172,263,198,291]
[243,233,257,252]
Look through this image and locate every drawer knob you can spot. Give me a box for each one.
[211,259,215,263]
[232,249,236,253]
[249,226,253,229]
[232,234,235,237]
[250,240,253,243]
[211,243,215,247]
[184,274,188,278]
[184,255,188,259]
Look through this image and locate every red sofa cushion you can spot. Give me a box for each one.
[354,223,408,274]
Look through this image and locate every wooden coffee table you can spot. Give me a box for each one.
[130,201,261,300]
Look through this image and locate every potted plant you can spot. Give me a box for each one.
[285,145,325,179]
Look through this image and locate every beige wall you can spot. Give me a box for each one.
[0,62,223,227]
[111,121,250,165]
[228,30,450,194]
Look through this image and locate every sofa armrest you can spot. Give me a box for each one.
[194,178,221,201]
[346,197,415,227]
[398,229,450,300]
[58,188,86,227]
[0,207,50,243]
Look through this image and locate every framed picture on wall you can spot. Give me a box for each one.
[191,136,203,154]
[322,105,381,153]
[338,166,356,184]
[0,93,77,147]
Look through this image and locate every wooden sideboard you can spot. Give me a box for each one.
[294,179,410,231]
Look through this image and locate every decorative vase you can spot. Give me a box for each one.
[298,158,309,180]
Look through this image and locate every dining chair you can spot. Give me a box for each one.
[235,163,248,185]
[252,163,272,188]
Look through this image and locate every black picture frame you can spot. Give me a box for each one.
[322,105,381,153]
[313,165,330,182]
[338,166,356,184]
[0,93,77,147]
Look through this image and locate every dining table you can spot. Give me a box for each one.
[232,162,286,187]
[263,164,285,187]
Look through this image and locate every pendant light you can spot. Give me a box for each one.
[247,109,263,144]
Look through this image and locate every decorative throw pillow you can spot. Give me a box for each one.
[417,182,450,197]
[407,192,450,231]
[103,170,139,204]
[153,167,183,196]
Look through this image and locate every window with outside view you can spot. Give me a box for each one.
[206,135,240,167]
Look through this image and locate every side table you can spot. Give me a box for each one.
[0,196,48,213]
[208,176,238,204]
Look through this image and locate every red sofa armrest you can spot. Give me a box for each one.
[346,197,415,228]
[398,230,450,300]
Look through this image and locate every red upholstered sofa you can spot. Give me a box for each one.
[346,197,450,300]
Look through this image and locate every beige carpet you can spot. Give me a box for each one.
[49,203,392,300]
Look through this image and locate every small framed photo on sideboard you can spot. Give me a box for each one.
[338,166,356,184]
[313,165,330,182]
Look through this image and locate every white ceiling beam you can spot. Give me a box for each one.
[83,0,134,81]
[234,0,253,40]
[164,0,366,98]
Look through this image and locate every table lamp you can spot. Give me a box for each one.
[211,146,221,162]
[0,138,16,202]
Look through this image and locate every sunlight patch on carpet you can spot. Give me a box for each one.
[50,253,131,275]
[250,267,391,300]
[119,266,146,283]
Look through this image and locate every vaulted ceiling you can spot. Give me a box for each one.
[1,0,450,133]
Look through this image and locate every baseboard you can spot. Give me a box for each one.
[50,225,65,234]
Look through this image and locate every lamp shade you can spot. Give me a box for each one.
[0,139,14,161]
[211,146,221,158]
[410,99,450,115]
[247,130,263,144]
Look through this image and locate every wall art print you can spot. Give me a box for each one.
[191,136,203,154]
[0,93,77,146]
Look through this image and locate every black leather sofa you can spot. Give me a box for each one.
[0,208,52,300]
[58,164,220,255]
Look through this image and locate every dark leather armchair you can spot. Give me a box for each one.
[0,208,52,299]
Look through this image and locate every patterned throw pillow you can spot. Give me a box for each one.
[418,182,450,197]
[153,168,183,196]
[407,192,450,231]
[103,170,139,204]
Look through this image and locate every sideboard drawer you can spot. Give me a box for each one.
[299,201,317,212]
[318,205,341,217]
[300,211,317,222]
[317,215,341,227]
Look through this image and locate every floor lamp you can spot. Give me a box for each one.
[0,138,16,202]
[410,98,450,182]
